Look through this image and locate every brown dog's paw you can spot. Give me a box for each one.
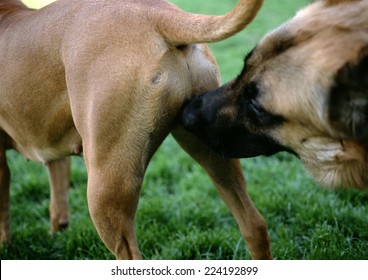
[50,219,69,233]
[0,230,11,250]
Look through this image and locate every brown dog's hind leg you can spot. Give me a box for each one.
[85,158,143,260]
[172,126,272,260]
[0,136,10,248]
[46,157,70,232]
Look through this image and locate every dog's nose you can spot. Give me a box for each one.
[181,97,205,132]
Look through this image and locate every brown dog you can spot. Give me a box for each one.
[182,0,368,190]
[0,0,272,259]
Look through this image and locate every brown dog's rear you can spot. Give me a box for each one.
[0,0,270,259]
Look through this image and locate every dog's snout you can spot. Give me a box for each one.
[182,97,206,132]
[181,87,231,136]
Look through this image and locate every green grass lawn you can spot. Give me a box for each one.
[1,0,367,260]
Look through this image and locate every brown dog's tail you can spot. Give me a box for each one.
[156,0,263,46]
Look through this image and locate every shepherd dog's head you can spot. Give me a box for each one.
[182,0,368,189]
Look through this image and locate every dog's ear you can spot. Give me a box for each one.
[328,47,368,139]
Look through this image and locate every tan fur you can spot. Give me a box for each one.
[0,0,271,259]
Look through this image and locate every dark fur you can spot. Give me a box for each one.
[328,47,368,139]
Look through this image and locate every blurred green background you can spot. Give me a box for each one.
[1,0,367,260]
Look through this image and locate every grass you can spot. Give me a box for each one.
[1,0,367,260]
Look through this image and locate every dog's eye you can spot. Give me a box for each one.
[241,82,264,117]
[248,100,284,127]
[249,99,267,118]
[241,83,285,127]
